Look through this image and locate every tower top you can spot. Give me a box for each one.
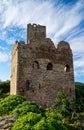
[27,23,46,44]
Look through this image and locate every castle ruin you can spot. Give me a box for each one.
[10,23,75,107]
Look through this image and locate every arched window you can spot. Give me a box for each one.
[64,65,70,72]
[33,61,39,69]
[47,63,53,70]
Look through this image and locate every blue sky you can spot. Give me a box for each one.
[0,0,84,83]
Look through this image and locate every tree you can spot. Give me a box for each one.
[53,90,74,117]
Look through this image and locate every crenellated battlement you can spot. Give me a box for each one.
[10,24,75,107]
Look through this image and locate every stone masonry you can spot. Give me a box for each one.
[10,23,75,107]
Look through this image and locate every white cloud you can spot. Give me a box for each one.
[0,46,10,62]
[74,57,84,68]
[0,29,7,40]
[0,0,84,81]
[1,0,55,30]
[0,0,84,38]
[69,36,84,53]
[0,46,6,51]
[0,51,10,62]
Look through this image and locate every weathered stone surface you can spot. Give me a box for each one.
[0,114,18,130]
[10,23,75,107]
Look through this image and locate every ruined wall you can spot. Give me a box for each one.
[10,42,19,94]
[10,24,75,107]
[27,23,46,43]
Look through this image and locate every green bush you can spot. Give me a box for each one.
[53,90,73,117]
[75,82,84,99]
[33,117,47,130]
[12,111,67,130]
[12,112,42,130]
[74,120,82,129]
[0,81,10,98]
[45,112,67,130]
[0,95,26,116]
[33,112,67,130]
[11,102,67,130]
[45,111,63,121]
[11,101,45,116]
[75,82,84,112]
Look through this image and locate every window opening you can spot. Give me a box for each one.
[64,65,70,72]
[70,88,71,93]
[47,63,53,70]
[33,61,39,69]
[26,80,30,90]
[39,84,41,89]
[32,90,34,92]
[33,24,36,27]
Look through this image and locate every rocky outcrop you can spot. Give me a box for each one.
[0,114,18,130]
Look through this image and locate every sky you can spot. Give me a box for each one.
[0,0,84,83]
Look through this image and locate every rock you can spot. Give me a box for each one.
[0,114,18,130]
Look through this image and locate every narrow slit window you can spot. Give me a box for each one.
[70,88,71,93]
[26,80,30,90]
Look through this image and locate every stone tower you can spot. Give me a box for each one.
[10,23,75,107]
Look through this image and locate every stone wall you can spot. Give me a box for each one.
[10,42,18,95]
[10,24,75,107]
[27,23,46,43]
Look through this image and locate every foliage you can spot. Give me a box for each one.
[12,111,67,130]
[33,117,47,130]
[75,82,84,112]
[0,94,67,130]
[75,82,84,99]
[75,82,84,95]
[53,90,74,117]
[75,98,84,112]
[0,81,10,98]
[11,101,45,116]
[53,89,84,130]
[70,112,84,124]
[33,117,65,130]
[44,112,67,130]
[12,112,42,130]
[0,95,26,116]
[0,82,84,129]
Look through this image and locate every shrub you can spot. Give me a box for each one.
[12,111,67,130]
[45,112,67,130]
[74,120,82,129]
[75,82,84,112]
[54,90,73,117]
[33,117,48,130]
[11,101,45,116]
[0,95,26,116]
[12,112,42,130]
[75,82,84,99]
[0,81,10,98]
[33,113,67,130]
